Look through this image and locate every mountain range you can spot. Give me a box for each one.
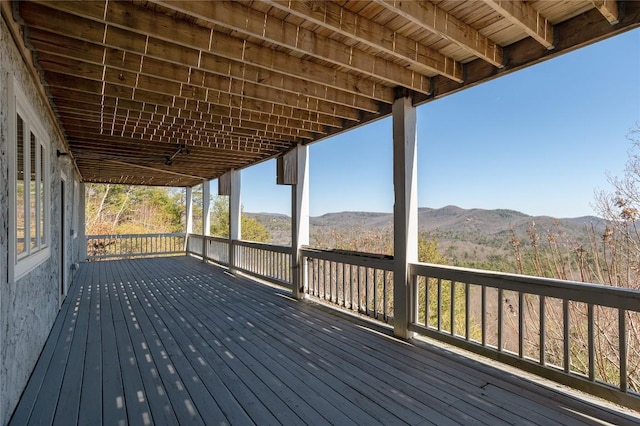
[246,206,606,264]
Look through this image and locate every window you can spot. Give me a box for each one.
[9,78,50,280]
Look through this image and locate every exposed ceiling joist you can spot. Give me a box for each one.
[262,0,464,83]
[27,29,381,114]
[25,1,395,105]
[482,0,554,49]
[375,0,504,68]
[11,0,639,186]
[591,0,620,24]
[150,0,432,95]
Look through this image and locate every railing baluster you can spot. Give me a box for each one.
[383,271,388,322]
[364,267,369,316]
[349,264,354,310]
[465,282,470,340]
[540,295,546,365]
[323,259,328,301]
[563,299,570,373]
[450,280,456,336]
[620,308,627,393]
[425,277,430,328]
[481,284,486,347]
[588,303,595,381]
[373,269,378,319]
[518,291,524,359]
[498,288,503,351]
[437,278,442,332]
[336,263,347,308]
[356,266,362,312]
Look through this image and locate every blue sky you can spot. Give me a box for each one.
[231,28,640,219]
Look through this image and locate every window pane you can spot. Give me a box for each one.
[30,132,37,250]
[40,144,46,246]
[16,114,25,255]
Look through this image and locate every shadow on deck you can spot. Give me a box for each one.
[8,256,640,425]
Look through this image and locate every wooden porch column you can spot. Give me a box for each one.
[291,145,309,299]
[78,182,87,261]
[185,186,194,234]
[185,186,193,253]
[202,180,211,261]
[393,96,418,339]
[229,170,241,271]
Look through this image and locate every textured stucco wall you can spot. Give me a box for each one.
[0,16,79,426]
[0,16,7,426]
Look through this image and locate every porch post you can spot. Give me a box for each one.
[185,186,193,253]
[202,180,211,261]
[78,182,87,261]
[291,145,309,299]
[229,170,241,271]
[393,96,418,339]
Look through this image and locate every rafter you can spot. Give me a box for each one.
[44,71,341,135]
[102,159,206,180]
[27,28,380,115]
[37,50,361,123]
[263,0,463,83]
[375,0,504,68]
[24,1,395,105]
[591,1,619,25]
[148,0,431,94]
[482,0,554,49]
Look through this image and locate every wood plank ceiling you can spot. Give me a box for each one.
[9,0,640,186]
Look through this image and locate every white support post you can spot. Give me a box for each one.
[185,186,193,253]
[78,182,87,261]
[202,180,211,261]
[229,170,241,271]
[291,145,310,299]
[393,96,418,339]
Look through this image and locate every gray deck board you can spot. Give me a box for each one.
[8,256,640,426]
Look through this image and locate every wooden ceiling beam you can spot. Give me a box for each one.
[28,29,380,115]
[103,159,207,181]
[48,87,318,140]
[147,0,431,94]
[51,89,334,133]
[23,1,395,105]
[54,100,326,139]
[70,142,258,162]
[36,51,359,125]
[44,71,340,133]
[375,0,504,68]
[69,139,278,161]
[481,0,554,49]
[591,1,620,24]
[58,109,313,142]
[66,130,287,155]
[255,0,463,83]
[61,117,303,146]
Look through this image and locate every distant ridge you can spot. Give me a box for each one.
[246,206,604,252]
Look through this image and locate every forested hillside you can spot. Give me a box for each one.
[85,183,270,242]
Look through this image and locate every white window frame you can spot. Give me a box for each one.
[8,77,51,281]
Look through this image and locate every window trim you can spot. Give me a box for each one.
[9,77,51,281]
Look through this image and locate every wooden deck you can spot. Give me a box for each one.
[8,256,640,425]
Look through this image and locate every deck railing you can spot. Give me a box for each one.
[86,233,185,260]
[185,234,291,286]
[150,233,640,405]
[233,240,292,287]
[186,234,228,265]
[409,262,640,404]
[301,248,394,322]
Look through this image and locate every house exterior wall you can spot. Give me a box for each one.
[0,15,80,425]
